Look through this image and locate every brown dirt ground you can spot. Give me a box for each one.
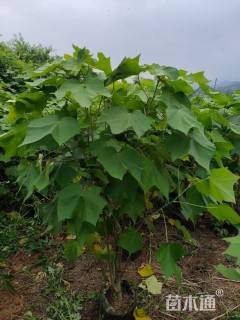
[0,218,239,320]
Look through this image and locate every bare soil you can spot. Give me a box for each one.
[0,218,239,320]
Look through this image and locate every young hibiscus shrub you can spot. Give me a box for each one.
[0,45,240,314]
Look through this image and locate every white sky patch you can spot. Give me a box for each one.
[0,0,239,81]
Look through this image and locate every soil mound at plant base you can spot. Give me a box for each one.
[100,284,135,319]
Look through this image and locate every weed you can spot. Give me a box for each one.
[212,219,238,237]
[21,311,38,320]
[43,264,84,320]
[227,313,240,320]
[0,211,55,261]
[0,273,14,290]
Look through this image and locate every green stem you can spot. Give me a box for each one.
[148,77,161,109]
[162,211,169,243]
[137,75,149,100]
[174,201,217,209]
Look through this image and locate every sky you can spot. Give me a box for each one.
[0,0,239,81]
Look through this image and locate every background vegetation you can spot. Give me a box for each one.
[0,36,239,320]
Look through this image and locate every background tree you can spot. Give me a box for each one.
[0,34,54,84]
[0,35,55,212]
[8,34,54,66]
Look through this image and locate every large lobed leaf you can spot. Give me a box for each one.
[207,203,240,224]
[55,74,111,108]
[21,115,80,146]
[57,184,106,225]
[97,145,145,182]
[209,168,239,203]
[141,159,169,199]
[188,130,215,171]
[156,242,184,284]
[166,129,215,171]
[166,105,203,135]
[196,168,239,203]
[98,106,151,137]
[117,228,143,255]
[106,55,143,84]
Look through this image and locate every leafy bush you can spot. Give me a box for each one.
[8,34,54,66]
[0,34,54,86]
[0,46,239,300]
[0,35,55,212]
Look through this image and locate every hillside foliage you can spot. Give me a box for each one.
[0,45,240,285]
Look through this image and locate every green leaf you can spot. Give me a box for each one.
[21,115,80,146]
[107,174,138,203]
[42,201,62,235]
[175,220,197,244]
[106,55,143,84]
[223,235,240,259]
[25,135,59,153]
[187,71,210,91]
[121,192,145,223]
[228,115,240,134]
[57,184,106,225]
[107,174,144,222]
[32,163,52,191]
[195,179,210,197]
[208,203,240,225]
[189,130,215,171]
[17,161,38,190]
[180,186,206,220]
[196,168,239,202]
[0,121,27,158]
[64,240,83,263]
[94,52,112,75]
[98,106,151,137]
[162,88,191,109]
[209,111,230,127]
[97,146,145,181]
[156,243,184,284]
[31,58,61,77]
[0,185,9,195]
[26,75,60,88]
[62,47,92,71]
[97,147,126,180]
[54,163,79,187]
[141,159,169,199]
[14,91,48,115]
[169,79,193,95]
[117,229,143,254]
[215,264,240,281]
[55,74,111,108]
[149,64,179,80]
[166,105,203,135]
[210,130,233,159]
[166,131,190,161]
[90,139,123,156]
[17,161,53,199]
[209,168,239,203]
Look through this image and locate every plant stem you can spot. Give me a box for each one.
[99,259,108,284]
[102,212,114,288]
[120,253,131,279]
[137,75,149,100]
[149,231,152,264]
[162,211,169,243]
[149,77,161,108]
